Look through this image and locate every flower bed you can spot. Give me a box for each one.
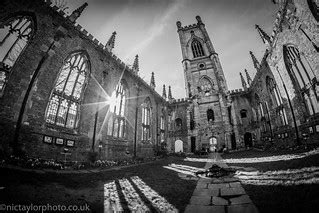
[0,155,159,171]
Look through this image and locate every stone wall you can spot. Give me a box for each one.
[0,0,167,161]
[267,0,319,144]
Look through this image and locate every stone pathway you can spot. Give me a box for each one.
[184,153,259,213]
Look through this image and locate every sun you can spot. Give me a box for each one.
[106,90,117,113]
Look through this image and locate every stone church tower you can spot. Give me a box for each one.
[176,16,233,151]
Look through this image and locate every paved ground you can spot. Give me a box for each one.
[184,153,259,213]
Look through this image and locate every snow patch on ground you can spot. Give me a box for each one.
[131,176,178,212]
[236,166,319,185]
[104,176,177,212]
[185,148,319,164]
[163,164,204,177]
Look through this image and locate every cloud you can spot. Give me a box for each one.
[124,0,185,60]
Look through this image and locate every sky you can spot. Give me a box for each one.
[62,0,278,98]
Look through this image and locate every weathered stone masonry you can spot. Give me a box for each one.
[0,0,318,161]
[0,0,167,161]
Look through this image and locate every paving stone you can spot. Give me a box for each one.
[198,178,212,184]
[184,205,225,213]
[223,177,239,182]
[211,179,224,183]
[212,196,229,206]
[220,187,245,197]
[230,195,253,205]
[196,183,208,189]
[189,196,211,205]
[187,153,258,213]
[227,204,259,213]
[192,188,219,197]
[229,182,242,188]
[208,183,230,189]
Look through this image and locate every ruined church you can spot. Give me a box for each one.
[0,0,318,161]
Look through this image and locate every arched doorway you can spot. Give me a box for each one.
[209,137,217,152]
[244,132,252,148]
[175,140,183,153]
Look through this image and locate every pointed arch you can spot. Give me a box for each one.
[175,118,182,130]
[199,76,213,95]
[283,45,318,115]
[107,79,128,138]
[0,13,36,95]
[266,76,282,107]
[191,39,205,58]
[45,51,90,128]
[254,93,265,120]
[141,97,152,141]
[265,76,287,126]
[160,111,165,142]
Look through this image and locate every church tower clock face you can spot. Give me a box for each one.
[176,16,232,150]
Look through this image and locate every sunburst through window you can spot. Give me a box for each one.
[107,81,126,138]
[45,52,89,128]
[141,98,151,141]
[0,15,34,95]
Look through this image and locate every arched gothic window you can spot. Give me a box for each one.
[199,77,213,96]
[283,45,318,115]
[266,76,282,107]
[255,94,265,120]
[160,115,165,142]
[45,52,89,128]
[0,15,35,95]
[308,0,319,22]
[191,39,205,58]
[107,81,127,138]
[207,109,214,121]
[175,118,182,130]
[141,98,151,141]
[265,76,287,125]
[168,114,172,131]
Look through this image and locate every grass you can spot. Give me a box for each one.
[0,156,205,212]
[243,184,319,213]
[222,149,319,213]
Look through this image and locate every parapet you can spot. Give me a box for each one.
[42,0,166,102]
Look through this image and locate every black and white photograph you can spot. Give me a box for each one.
[0,0,319,212]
